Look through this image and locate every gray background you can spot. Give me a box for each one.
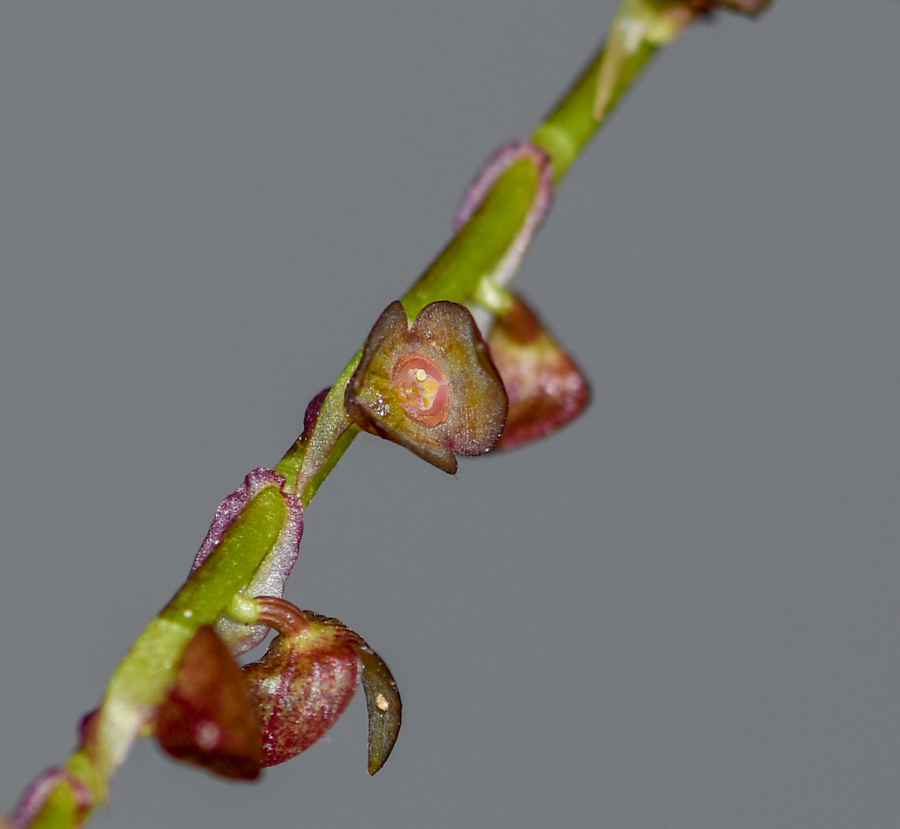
[1,2,898,828]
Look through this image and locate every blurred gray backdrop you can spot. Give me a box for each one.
[1,3,898,828]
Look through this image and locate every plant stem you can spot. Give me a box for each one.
[16,3,723,826]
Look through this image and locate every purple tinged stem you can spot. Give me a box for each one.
[10,770,93,829]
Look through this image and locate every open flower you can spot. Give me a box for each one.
[345,300,508,474]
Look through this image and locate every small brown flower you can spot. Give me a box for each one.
[345,300,508,474]
[243,624,358,767]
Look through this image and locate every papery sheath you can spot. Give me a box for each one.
[190,468,304,655]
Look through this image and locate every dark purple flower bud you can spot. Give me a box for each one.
[488,294,590,449]
[190,469,304,655]
[685,0,770,15]
[155,626,263,781]
[241,598,401,773]
[345,300,508,474]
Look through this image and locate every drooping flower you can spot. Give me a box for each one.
[487,294,590,450]
[240,597,401,774]
[344,300,508,474]
[155,626,263,780]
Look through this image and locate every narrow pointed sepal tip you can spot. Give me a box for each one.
[345,300,508,474]
[354,643,402,774]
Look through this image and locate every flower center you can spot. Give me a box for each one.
[391,353,450,426]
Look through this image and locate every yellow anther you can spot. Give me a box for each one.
[418,376,440,409]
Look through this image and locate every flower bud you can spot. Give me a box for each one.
[345,300,508,474]
[243,625,360,767]
[155,626,263,780]
[488,294,590,449]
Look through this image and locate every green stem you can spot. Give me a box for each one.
[33,487,289,828]
[295,1,674,505]
[532,39,657,184]
[159,486,288,625]
[17,3,709,826]
[401,158,543,317]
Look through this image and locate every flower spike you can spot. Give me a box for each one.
[345,300,508,474]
